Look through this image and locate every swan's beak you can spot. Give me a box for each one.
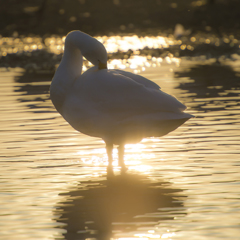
[98,61,108,70]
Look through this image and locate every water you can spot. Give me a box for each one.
[0,34,240,240]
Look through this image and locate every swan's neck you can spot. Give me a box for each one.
[50,43,83,113]
[61,44,83,78]
[55,43,83,84]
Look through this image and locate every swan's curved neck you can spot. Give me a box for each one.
[50,30,107,113]
[50,42,83,113]
[56,42,83,83]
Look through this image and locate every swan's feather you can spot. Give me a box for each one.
[112,69,160,90]
[62,68,192,143]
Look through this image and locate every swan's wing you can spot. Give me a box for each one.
[111,69,160,90]
[72,69,186,118]
[63,69,192,139]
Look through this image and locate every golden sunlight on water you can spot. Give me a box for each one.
[1,33,239,58]
[11,35,174,55]
[0,34,174,56]
[1,34,240,240]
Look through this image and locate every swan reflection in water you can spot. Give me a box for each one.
[54,171,186,240]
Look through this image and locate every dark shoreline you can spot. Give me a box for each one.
[1,0,240,37]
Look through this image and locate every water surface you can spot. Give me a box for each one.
[0,34,240,240]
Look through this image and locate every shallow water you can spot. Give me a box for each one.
[0,35,240,240]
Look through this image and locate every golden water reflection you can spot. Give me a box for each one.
[44,35,175,55]
[0,34,174,56]
[78,143,153,174]
[1,33,238,59]
[1,38,240,239]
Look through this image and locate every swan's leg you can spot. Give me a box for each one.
[106,143,113,173]
[118,144,127,171]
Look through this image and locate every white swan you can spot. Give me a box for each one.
[50,30,193,170]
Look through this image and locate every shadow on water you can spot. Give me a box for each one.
[14,71,53,111]
[175,62,240,110]
[175,62,240,98]
[54,172,186,240]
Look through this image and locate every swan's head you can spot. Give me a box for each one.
[65,31,108,70]
[80,36,108,69]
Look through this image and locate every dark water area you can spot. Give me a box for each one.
[1,0,240,37]
[175,62,240,99]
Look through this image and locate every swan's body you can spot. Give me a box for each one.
[50,30,193,171]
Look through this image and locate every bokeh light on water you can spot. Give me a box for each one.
[0,34,174,56]
[0,32,240,240]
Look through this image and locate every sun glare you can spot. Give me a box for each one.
[114,229,175,239]
[76,142,154,173]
